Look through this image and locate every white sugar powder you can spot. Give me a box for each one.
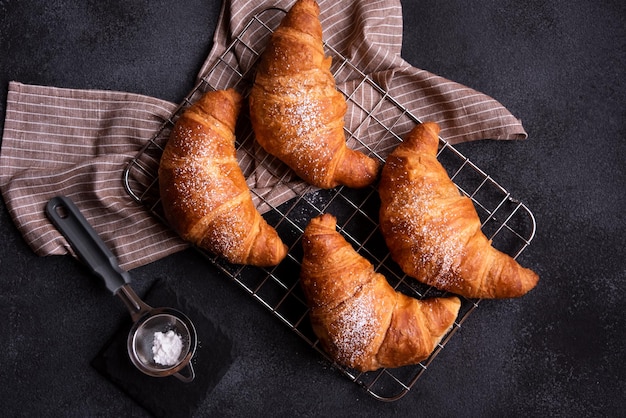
[152,330,183,366]
[333,289,379,366]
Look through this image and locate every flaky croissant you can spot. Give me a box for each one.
[300,213,461,372]
[249,0,379,189]
[378,122,539,298]
[158,89,287,266]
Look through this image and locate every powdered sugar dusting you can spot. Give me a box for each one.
[160,112,253,263]
[251,67,346,187]
[382,159,467,290]
[202,202,248,259]
[268,94,335,182]
[392,202,465,288]
[330,285,380,367]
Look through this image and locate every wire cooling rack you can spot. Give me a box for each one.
[122,7,536,401]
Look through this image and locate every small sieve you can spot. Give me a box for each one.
[46,196,197,382]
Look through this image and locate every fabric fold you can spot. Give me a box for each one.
[0,0,527,270]
[0,82,188,269]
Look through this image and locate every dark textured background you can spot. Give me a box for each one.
[1,0,624,416]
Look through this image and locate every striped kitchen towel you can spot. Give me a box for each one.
[0,0,526,270]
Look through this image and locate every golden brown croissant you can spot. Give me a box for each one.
[300,213,461,372]
[158,89,288,266]
[378,122,539,298]
[248,0,379,189]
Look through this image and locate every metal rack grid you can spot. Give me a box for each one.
[122,7,536,401]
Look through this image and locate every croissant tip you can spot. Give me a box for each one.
[400,121,441,154]
[250,245,288,267]
[293,0,320,11]
[311,213,337,228]
[420,121,440,136]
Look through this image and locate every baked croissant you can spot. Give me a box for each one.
[158,89,288,266]
[378,122,539,298]
[300,213,461,372]
[248,0,379,189]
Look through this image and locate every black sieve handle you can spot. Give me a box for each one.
[45,195,131,294]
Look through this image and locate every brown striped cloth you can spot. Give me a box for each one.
[0,0,526,271]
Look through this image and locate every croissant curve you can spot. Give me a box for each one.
[300,213,461,372]
[378,122,539,298]
[249,0,379,189]
[158,89,288,266]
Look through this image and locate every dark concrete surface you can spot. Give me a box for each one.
[1,1,624,416]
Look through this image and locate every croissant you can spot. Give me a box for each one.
[300,213,461,372]
[158,89,288,266]
[378,122,539,298]
[248,0,379,189]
